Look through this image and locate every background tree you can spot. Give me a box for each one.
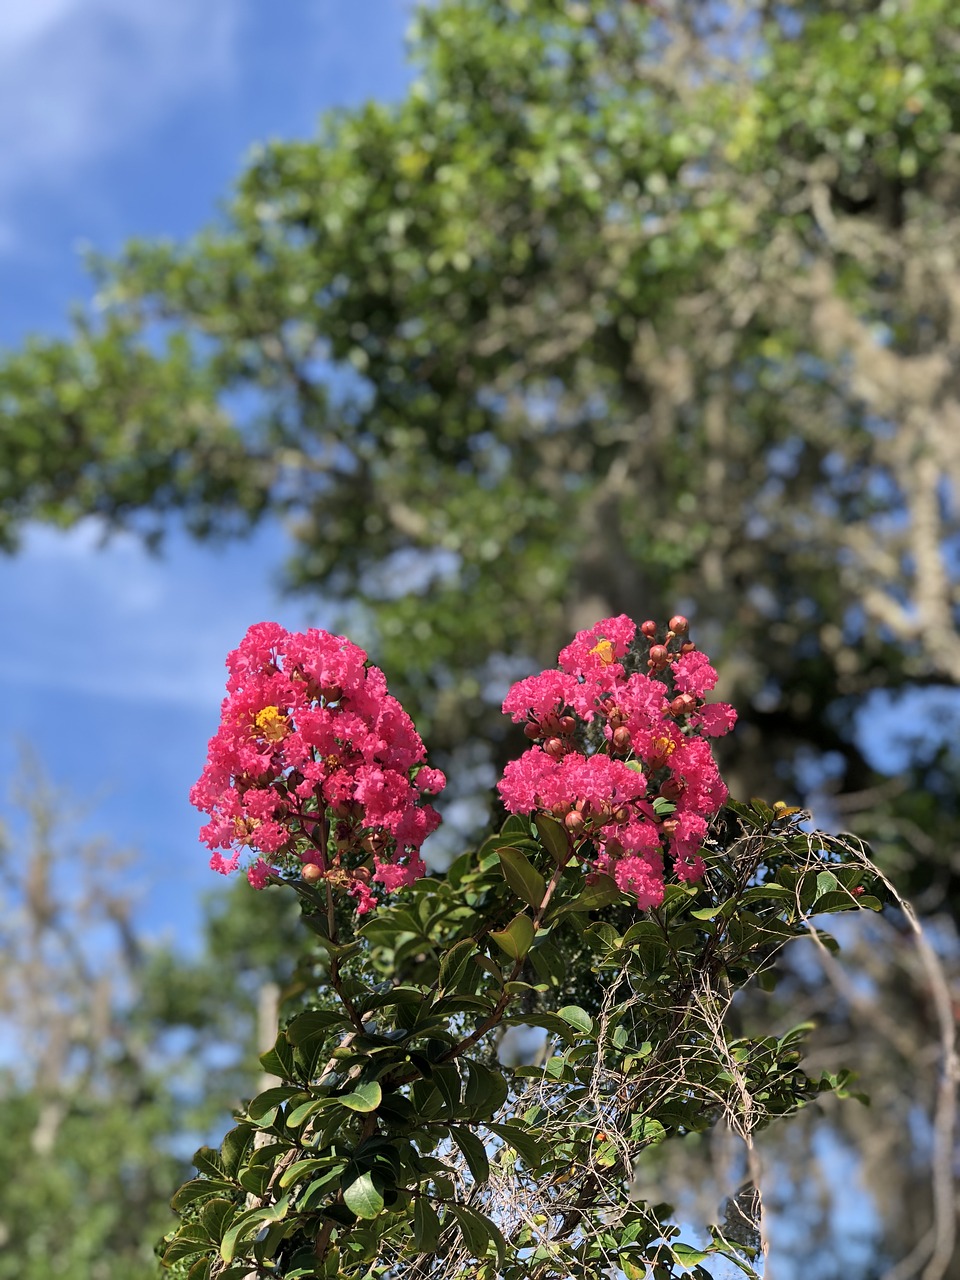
[1,0,958,1272]
[0,761,303,1279]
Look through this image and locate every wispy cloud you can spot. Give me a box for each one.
[0,519,323,709]
[0,0,239,252]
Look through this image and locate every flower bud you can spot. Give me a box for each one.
[640,620,658,638]
[668,693,697,717]
[301,863,323,885]
[558,716,576,736]
[659,777,684,801]
[524,720,542,740]
[612,726,632,754]
[661,818,680,835]
[544,737,566,760]
[680,642,697,654]
[319,683,343,703]
[565,810,586,835]
[669,615,689,635]
[649,644,668,667]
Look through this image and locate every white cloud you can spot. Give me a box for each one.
[0,0,239,250]
[0,518,323,709]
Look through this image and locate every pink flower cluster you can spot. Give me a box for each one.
[190,622,444,911]
[498,615,736,909]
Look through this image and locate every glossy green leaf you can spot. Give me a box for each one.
[534,813,570,863]
[486,1121,544,1170]
[413,1194,442,1251]
[219,1196,290,1263]
[498,845,547,908]
[557,1005,593,1036]
[343,1171,384,1220]
[489,912,535,961]
[450,1125,490,1184]
[438,937,478,990]
[339,1080,382,1113]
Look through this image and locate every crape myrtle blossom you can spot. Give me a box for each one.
[498,614,736,909]
[191,622,445,911]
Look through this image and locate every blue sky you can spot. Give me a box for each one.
[0,0,414,948]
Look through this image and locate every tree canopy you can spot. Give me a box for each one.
[2,0,959,1271]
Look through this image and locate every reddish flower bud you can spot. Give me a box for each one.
[301,863,323,885]
[668,693,697,717]
[640,620,658,638]
[612,726,632,754]
[661,818,680,835]
[659,778,684,801]
[565,810,586,835]
[544,736,566,760]
[524,721,542,740]
[559,716,576,736]
[649,645,668,666]
[669,615,689,635]
[680,642,697,654]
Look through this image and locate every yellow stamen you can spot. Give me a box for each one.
[233,816,261,844]
[589,638,616,665]
[651,735,677,758]
[254,705,289,742]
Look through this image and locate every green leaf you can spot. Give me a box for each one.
[449,1202,507,1264]
[299,1165,348,1208]
[498,846,547,908]
[200,1198,235,1244]
[193,1146,226,1179]
[673,1242,709,1267]
[171,1179,236,1210]
[259,1033,295,1080]
[816,870,839,899]
[339,1080,383,1113]
[438,938,478,991]
[500,814,532,840]
[278,1157,341,1190]
[237,1165,271,1197]
[450,1125,490,1184]
[489,912,535,961]
[247,1086,303,1124]
[219,1196,291,1264]
[690,905,724,921]
[161,1228,212,1267]
[286,1009,349,1045]
[220,1124,256,1178]
[566,873,619,913]
[557,1005,594,1036]
[413,1195,442,1251]
[486,1121,544,1169]
[343,1171,385,1219]
[432,1063,462,1113]
[534,813,570,863]
[285,1097,331,1128]
[463,1059,509,1119]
